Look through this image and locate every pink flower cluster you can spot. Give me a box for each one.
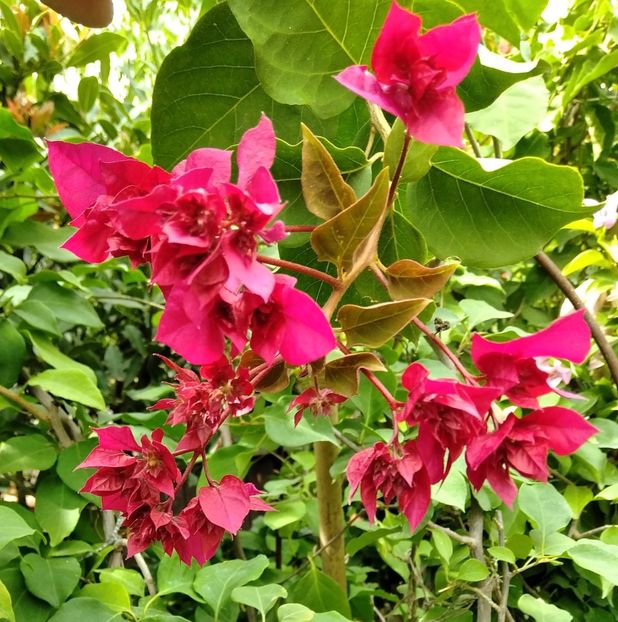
[48,116,335,367]
[347,311,597,529]
[80,356,271,564]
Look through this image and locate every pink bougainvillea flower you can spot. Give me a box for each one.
[466,406,597,506]
[288,388,347,426]
[80,426,180,512]
[244,274,336,366]
[334,3,480,147]
[152,355,254,452]
[471,310,591,408]
[400,362,498,483]
[175,497,226,565]
[347,440,431,530]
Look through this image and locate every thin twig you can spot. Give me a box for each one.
[496,510,512,622]
[134,552,157,595]
[31,386,74,447]
[574,524,614,539]
[469,500,493,622]
[387,132,411,206]
[333,428,362,452]
[492,136,503,159]
[535,251,618,389]
[257,254,342,290]
[285,225,315,233]
[367,103,391,144]
[0,385,50,423]
[427,521,476,547]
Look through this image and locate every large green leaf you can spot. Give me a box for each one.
[20,554,81,608]
[0,567,51,622]
[13,301,61,335]
[47,598,115,622]
[56,438,97,494]
[67,32,127,67]
[466,76,549,149]
[518,595,572,622]
[0,506,35,552]
[228,0,391,117]
[568,539,618,587]
[455,0,549,44]
[0,578,15,622]
[151,3,369,169]
[27,369,105,411]
[34,476,87,546]
[193,555,269,621]
[518,483,572,554]
[0,319,26,387]
[409,148,589,268]
[231,584,287,619]
[0,434,57,474]
[288,565,351,618]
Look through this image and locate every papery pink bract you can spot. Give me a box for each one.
[334,3,480,146]
[288,388,347,426]
[400,362,498,482]
[466,406,597,506]
[471,310,591,408]
[245,274,336,366]
[347,441,431,530]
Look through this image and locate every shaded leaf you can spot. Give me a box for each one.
[67,33,127,67]
[324,353,386,397]
[338,299,430,348]
[384,119,437,184]
[0,434,57,474]
[20,554,81,608]
[47,597,115,622]
[385,259,459,301]
[301,125,356,220]
[311,169,390,279]
[232,584,287,618]
[0,319,26,387]
[0,506,35,552]
[288,565,351,618]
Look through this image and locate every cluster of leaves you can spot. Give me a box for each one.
[0,1,617,622]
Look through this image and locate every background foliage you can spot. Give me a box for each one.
[0,0,617,621]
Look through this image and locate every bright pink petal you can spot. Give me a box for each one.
[486,461,518,508]
[173,167,214,193]
[222,236,275,301]
[371,2,421,81]
[406,88,465,147]
[47,141,132,218]
[466,416,515,470]
[237,114,276,189]
[277,285,336,365]
[62,219,111,263]
[398,469,430,531]
[246,167,282,213]
[471,310,590,365]
[334,65,406,120]
[199,476,251,534]
[112,185,175,239]
[518,407,597,455]
[172,148,231,187]
[100,159,169,196]
[418,14,481,88]
[95,425,140,451]
[346,447,376,500]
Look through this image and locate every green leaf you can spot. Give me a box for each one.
[34,475,87,546]
[156,553,202,600]
[563,484,593,518]
[488,546,516,564]
[13,301,60,335]
[78,583,131,613]
[27,282,102,328]
[278,603,315,622]
[151,4,369,169]
[518,595,572,622]
[0,108,40,171]
[77,76,100,112]
[596,483,618,501]
[568,539,618,586]
[562,49,618,106]
[20,554,81,608]
[193,555,269,620]
[455,0,548,44]
[3,222,75,262]
[459,299,513,328]
[56,439,98,493]
[0,249,26,281]
[263,501,306,530]
[311,169,390,278]
[431,529,453,563]
[228,0,391,117]
[384,119,438,184]
[432,468,469,511]
[459,49,547,112]
[264,400,339,447]
[518,483,572,554]
[301,125,356,220]
[409,148,588,268]
[337,298,430,347]
[324,353,386,397]
[346,527,399,557]
[0,506,35,552]
[98,568,145,597]
[27,331,98,384]
[67,33,127,67]
[47,597,115,622]
[456,559,489,582]
[0,578,15,622]
[466,76,550,149]
[288,565,352,618]
[232,584,287,619]
[0,434,57,474]
[385,259,459,301]
[0,319,26,387]
[28,369,105,410]
[0,567,51,622]
[379,198,428,266]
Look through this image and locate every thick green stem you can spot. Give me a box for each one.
[314,438,347,592]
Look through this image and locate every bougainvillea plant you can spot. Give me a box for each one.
[44,1,600,573]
